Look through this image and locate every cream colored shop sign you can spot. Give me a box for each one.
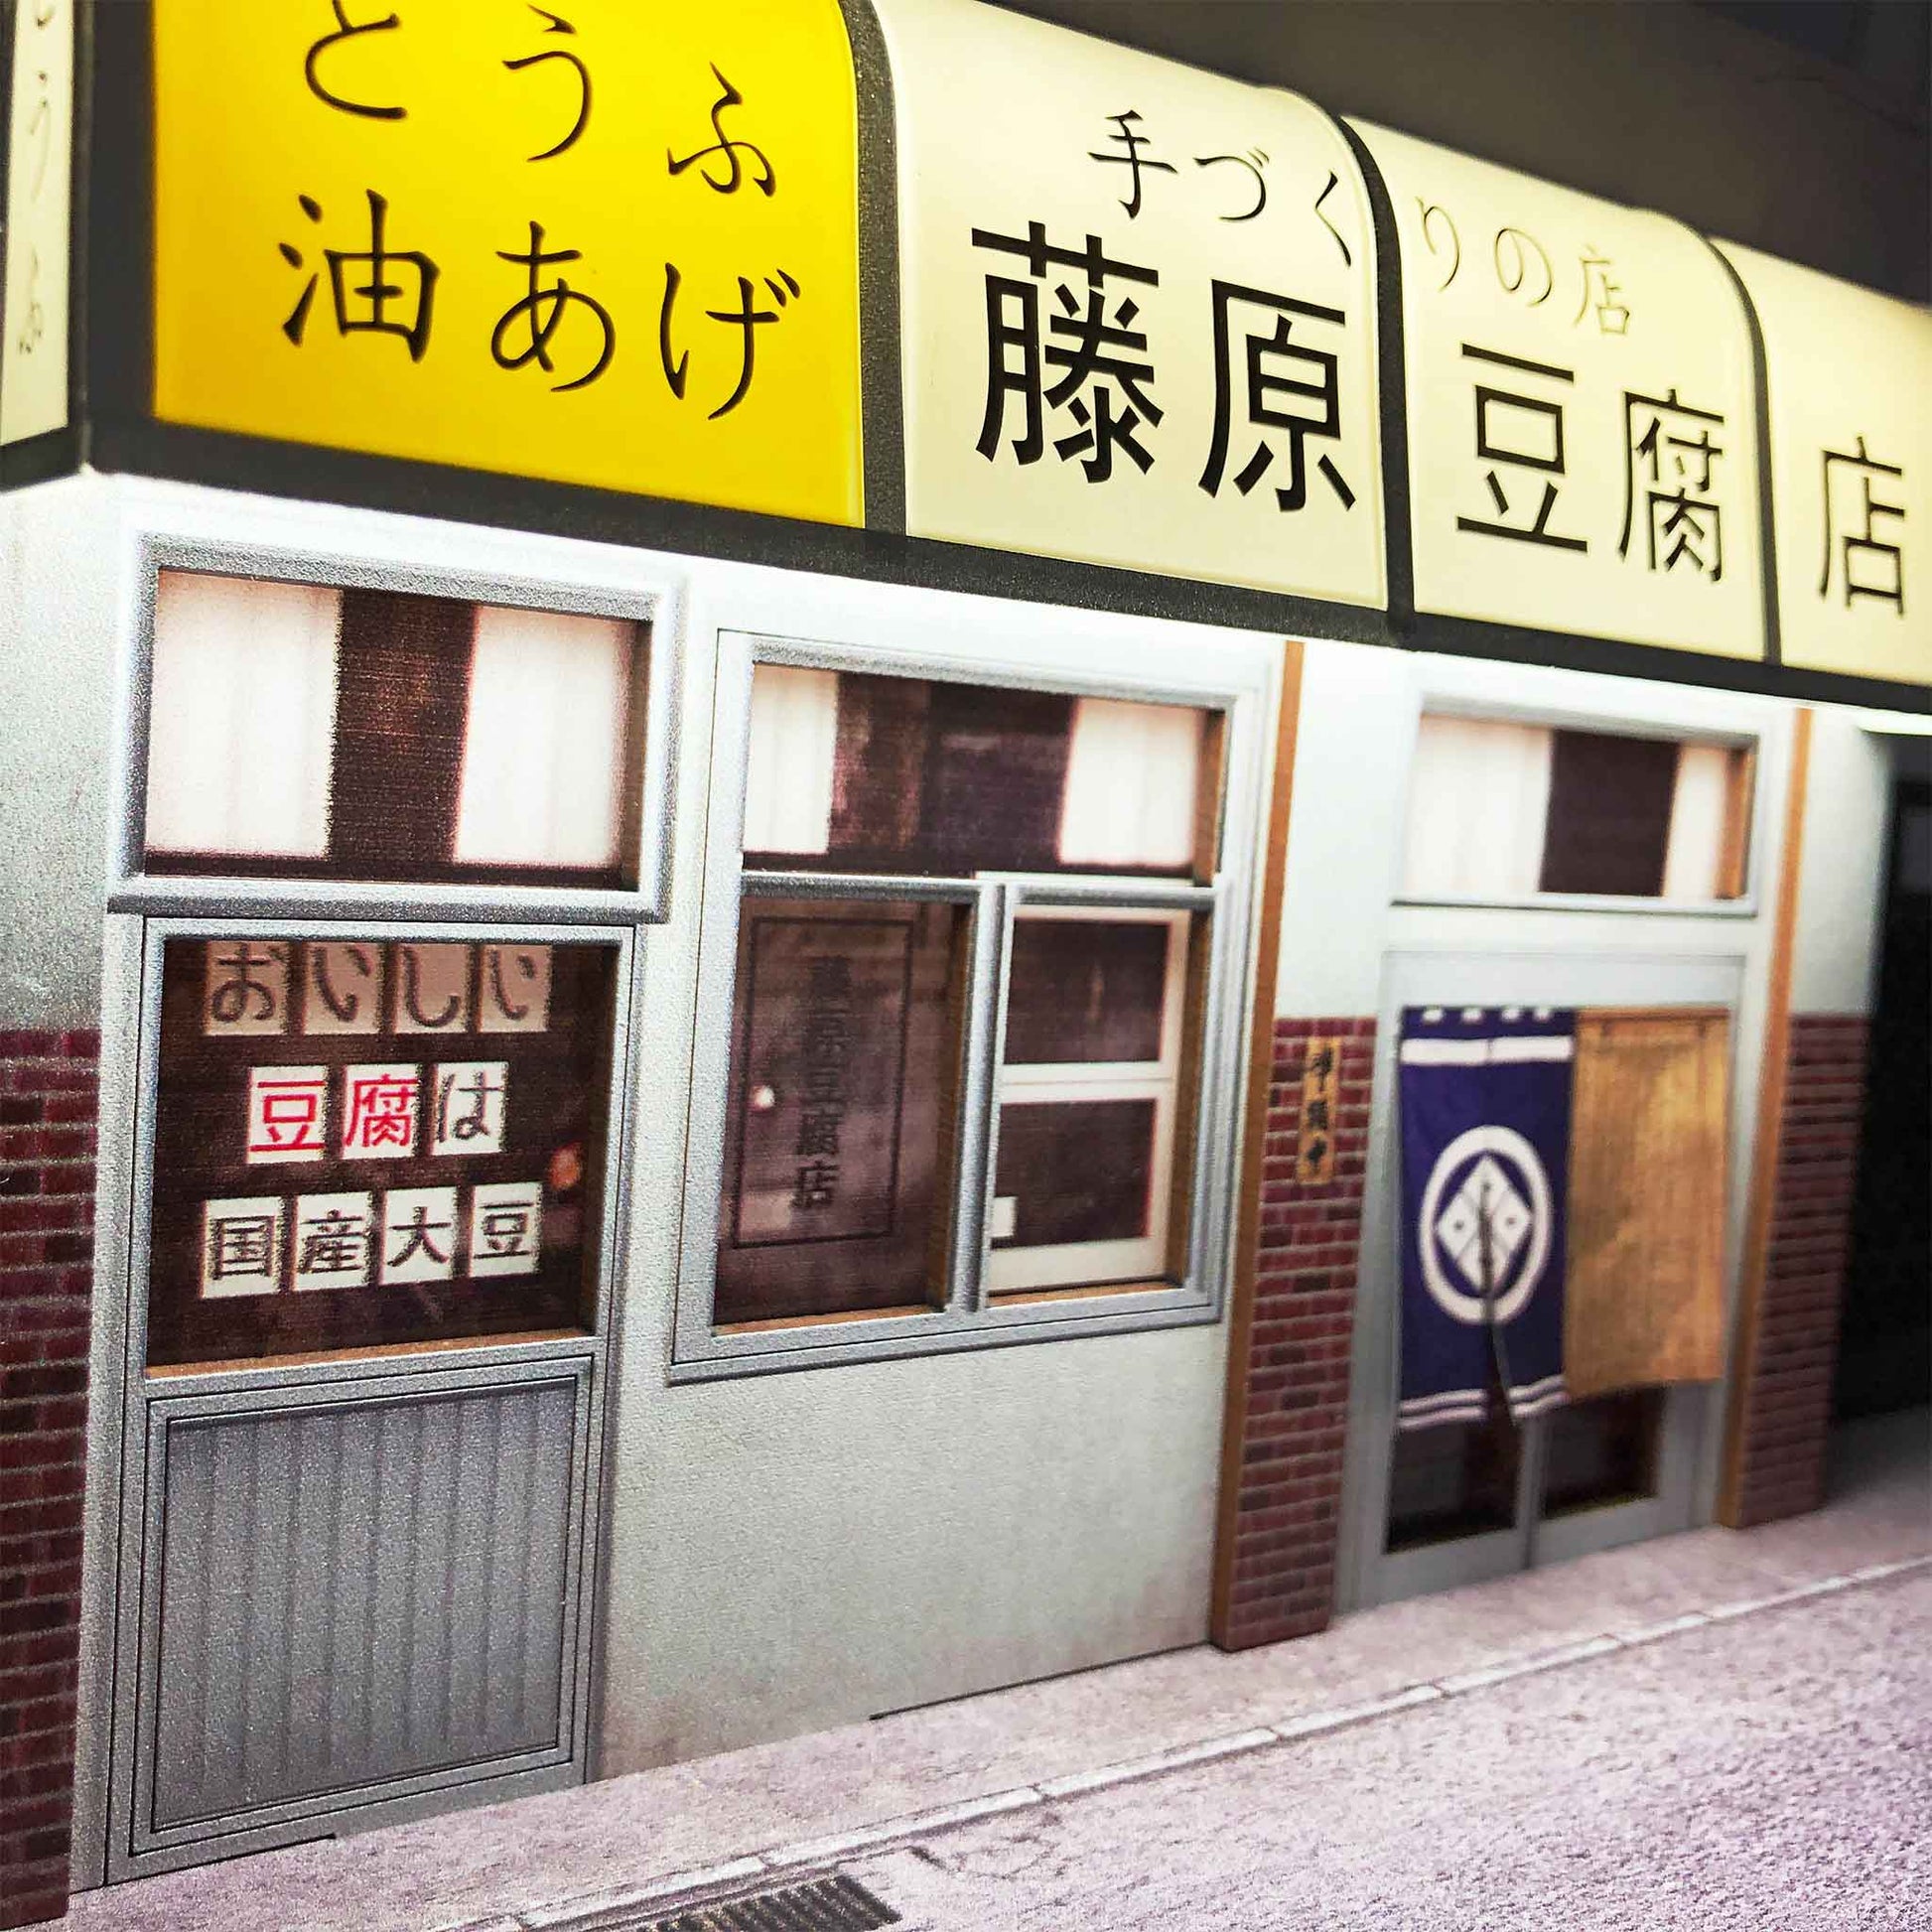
[1718,243,1928,689]
[1,0,72,446]
[1355,121,1764,660]
[878,0,1386,608]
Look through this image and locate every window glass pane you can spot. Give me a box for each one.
[1661,743,1752,900]
[145,572,340,860]
[1401,716,1551,897]
[1005,917,1169,1065]
[743,665,837,857]
[743,667,1213,879]
[992,1098,1156,1251]
[1057,698,1204,871]
[1403,713,1751,902]
[1385,1409,1518,1552]
[145,935,618,1369]
[1541,1390,1663,1518]
[989,906,1197,1296]
[328,587,475,874]
[453,606,634,871]
[143,571,647,888]
[715,897,966,1326]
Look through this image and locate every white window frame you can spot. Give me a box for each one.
[988,902,1191,1295]
[669,625,1277,1380]
[1391,690,1768,919]
[111,533,679,926]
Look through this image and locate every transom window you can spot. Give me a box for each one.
[139,567,652,894]
[1402,712,1756,904]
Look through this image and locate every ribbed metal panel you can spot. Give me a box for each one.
[149,1378,578,1830]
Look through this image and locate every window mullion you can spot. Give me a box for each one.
[947,878,1010,1315]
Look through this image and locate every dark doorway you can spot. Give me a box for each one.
[1835,764,1931,1422]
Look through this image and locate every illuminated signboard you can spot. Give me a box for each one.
[1718,241,1930,688]
[149,0,866,525]
[876,0,1386,608]
[1351,118,1766,661]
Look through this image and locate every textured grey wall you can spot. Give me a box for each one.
[0,480,118,1031]
[996,0,1931,302]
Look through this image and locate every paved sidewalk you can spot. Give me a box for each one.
[61,1412,1928,1932]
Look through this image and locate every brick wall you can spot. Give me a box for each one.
[1217,1017,1375,1651]
[0,1030,98,1931]
[1729,1014,1868,1530]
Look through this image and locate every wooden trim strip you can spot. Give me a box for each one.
[1576,1005,1731,1025]
[144,1326,586,1378]
[1717,706,1812,1526]
[1209,639,1304,1645]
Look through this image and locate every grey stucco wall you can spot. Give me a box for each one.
[0,477,119,1031]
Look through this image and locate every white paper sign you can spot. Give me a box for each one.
[478,944,552,1034]
[431,1061,507,1158]
[303,942,384,1035]
[380,1186,458,1285]
[292,1191,375,1290]
[201,1195,285,1298]
[468,1181,543,1279]
[342,1063,421,1161]
[245,1064,329,1165]
[392,943,473,1034]
[205,941,291,1036]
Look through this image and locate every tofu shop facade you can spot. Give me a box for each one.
[0,0,1925,1915]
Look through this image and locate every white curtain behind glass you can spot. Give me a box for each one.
[145,571,340,857]
[1057,697,1201,870]
[1660,743,1731,900]
[1401,714,1553,898]
[454,606,633,869]
[742,664,837,855]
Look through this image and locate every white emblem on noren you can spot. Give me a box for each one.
[1417,1125,1553,1326]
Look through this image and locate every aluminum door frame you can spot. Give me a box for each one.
[1338,947,1744,1614]
[88,914,639,1884]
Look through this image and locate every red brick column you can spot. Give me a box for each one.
[0,1030,99,1931]
[1728,1014,1868,1529]
[1217,1017,1374,1650]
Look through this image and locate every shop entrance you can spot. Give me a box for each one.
[77,553,659,1886]
[1834,765,1931,1424]
[1338,950,1739,1610]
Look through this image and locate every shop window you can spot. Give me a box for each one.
[143,933,621,1368]
[142,570,648,888]
[691,654,1245,1364]
[1401,714,1753,903]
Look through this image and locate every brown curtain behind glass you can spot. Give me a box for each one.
[1565,1008,1730,1399]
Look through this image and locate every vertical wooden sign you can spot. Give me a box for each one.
[1297,1035,1340,1184]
